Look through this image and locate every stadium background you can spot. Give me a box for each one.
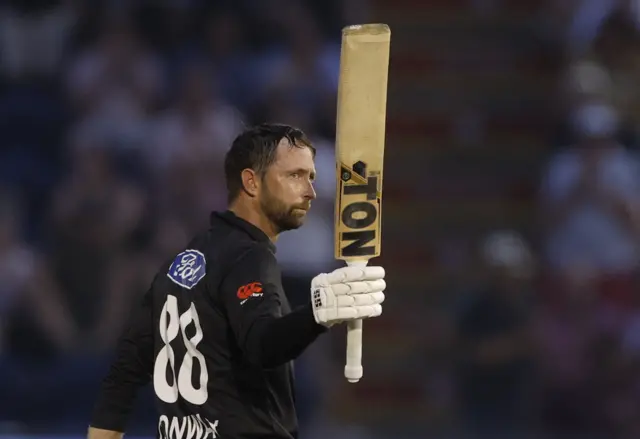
[1,0,640,438]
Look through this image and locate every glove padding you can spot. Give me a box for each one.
[311,265,386,328]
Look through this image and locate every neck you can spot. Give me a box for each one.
[228,200,279,242]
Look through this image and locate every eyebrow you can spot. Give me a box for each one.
[291,168,316,179]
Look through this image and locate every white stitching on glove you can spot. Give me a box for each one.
[311,266,386,328]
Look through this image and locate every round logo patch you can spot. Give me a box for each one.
[167,250,206,289]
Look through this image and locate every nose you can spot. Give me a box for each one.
[305,180,317,200]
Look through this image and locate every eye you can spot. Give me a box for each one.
[290,172,300,178]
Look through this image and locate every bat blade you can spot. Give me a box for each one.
[334,23,390,383]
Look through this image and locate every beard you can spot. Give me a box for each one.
[260,185,308,234]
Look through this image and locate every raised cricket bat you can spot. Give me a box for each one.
[334,23,391,383]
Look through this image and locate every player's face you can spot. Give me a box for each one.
[260,139,317,233]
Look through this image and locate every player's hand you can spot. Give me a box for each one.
[311,265,386,328]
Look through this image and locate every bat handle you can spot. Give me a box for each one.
[345,259,368,383]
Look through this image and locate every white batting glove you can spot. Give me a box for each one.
[311,265,386,328]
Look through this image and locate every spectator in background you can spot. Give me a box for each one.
[0,189,77,359]
[201,10,259,112]
[48,138,146,352]
[589,10,640,121]
[0,0,74,82]
[563,0,621,57]
[150,58,241,235]
[257,1,340,130]
[0,137,154,425]
[560,7,640,149]
[534,261,621,437]
[539,102,640,307]
[585,10,640,143]
[150,58,244,173]
[66,14,163,155]
[0,188,78,422]
[86,215,191,354]
[610,285,640,439]
[455,230,536,437]
[152,158,228,237]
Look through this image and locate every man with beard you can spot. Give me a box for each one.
[87,123,387,439]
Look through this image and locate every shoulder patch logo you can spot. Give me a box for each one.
[237,282,263,304]
[167,249,206,289]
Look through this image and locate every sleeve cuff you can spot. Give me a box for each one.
[89,404,129,432]
[302,302,329,334]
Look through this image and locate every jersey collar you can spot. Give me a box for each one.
[212,210,276,252]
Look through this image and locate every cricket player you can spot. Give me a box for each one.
[87,123,387,439]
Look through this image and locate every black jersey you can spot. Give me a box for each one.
[90,210,327,439]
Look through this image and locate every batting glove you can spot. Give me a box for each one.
[311,265,386,328]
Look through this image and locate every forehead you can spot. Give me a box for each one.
[272,138,315,170]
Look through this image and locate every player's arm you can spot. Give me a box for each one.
[220,245,326,368]
[220,245,386,369]
[87,287,155,436]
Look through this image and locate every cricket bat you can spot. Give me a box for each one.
[334,23,391,383]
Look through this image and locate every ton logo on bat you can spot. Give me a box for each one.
[337,161,380,258]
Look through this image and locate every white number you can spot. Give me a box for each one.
[177,301,208,404]
[153,295,209,405]
[153,296,180,403]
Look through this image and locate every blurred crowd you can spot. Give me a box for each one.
[450,2,640,438]
[543,2,640,438]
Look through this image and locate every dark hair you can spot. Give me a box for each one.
[224,123,315,203]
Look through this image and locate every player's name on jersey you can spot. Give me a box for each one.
[158,414,219,439]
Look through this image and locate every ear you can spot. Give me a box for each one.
[240,168,260,198]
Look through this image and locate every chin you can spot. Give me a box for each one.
[278,215,306,232]
[288,218,306,230]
